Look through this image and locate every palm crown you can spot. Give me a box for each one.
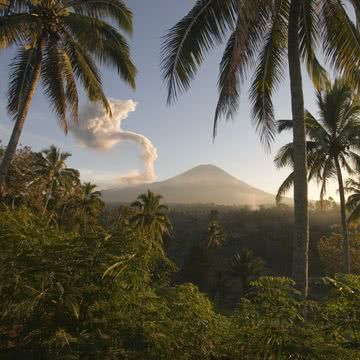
[0,0,136,191]
[275,79,360,273]
[73,182,104,233]
[1,0,136,129]
[346,178,360,223]
[33,145,79,209]
[130,190,172,241]
[161,0,360,146]
[275,79,360,203]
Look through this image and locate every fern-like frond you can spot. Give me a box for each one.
[7,42,42,118]
[0,13,36,48]
[299,0,329,90]
[41,44,68,133]
[64,13,136,88]
[63,31,110,114]
[276,171,294,205]
[321,0,360,90]
[213,3,268,138]
[161,0,237,104]
[62,50,79,123]
[68,0,133,34]
[249,0,288,148]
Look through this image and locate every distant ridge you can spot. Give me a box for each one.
[101,164,285,207]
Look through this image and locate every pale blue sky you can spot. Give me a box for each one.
[0,0,338,199]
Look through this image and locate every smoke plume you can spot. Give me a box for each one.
[70,99,157,186]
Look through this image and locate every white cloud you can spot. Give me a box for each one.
[71,99,158,186]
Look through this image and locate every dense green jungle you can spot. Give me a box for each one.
[0,145,359,359]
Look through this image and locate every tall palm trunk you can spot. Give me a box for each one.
[0,59,42,195]
[288,0,309,297]
[334,157,350,273]
[43,177,55,213]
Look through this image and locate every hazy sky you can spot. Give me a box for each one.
[0,0,339,199]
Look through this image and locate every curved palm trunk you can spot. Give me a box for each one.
[288,0,309,297]
[0,59,42,195]
[334,157,350,273]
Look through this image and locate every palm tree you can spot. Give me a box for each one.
[346,178,360,225]
[73,182,104,234]
[275,79,360,273]
[130,190,172,242]
[206,210,225,248]
[33,145,80,211]
[0,0,136,192]
[228,248,266,292]
[161,0,360,296]
[207,221,225,248]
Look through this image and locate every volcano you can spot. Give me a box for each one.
[100,164,283,207]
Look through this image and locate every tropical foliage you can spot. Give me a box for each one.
[130,190,172,242]
[228,248,266,292]
[33,145,80,211]
[0,0,137,191]
[0,142,359,358]
[206,210,225,248]
[318,233,360,275]
[0,206,359,359]
[275,79,360,273]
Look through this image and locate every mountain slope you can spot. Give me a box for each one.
[101,164,282,207]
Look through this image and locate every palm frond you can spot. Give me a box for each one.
[249,0,288,148]
[321,0,360,90]
[276,171,294,205]
[277,119,293,133]
[62,50,79,123]
[41,44,68,133]
[68,0,133,34]
[160,0,237,104]
[0,13,36,48]
[64,13,136,89]
[7,42,42,118]
[299,0,329,90]
[274,142,293,169]
[63,32,110,114]
[213,4,268,138]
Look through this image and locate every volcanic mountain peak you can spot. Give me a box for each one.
[163,164,241,185]
[101,164,280,206]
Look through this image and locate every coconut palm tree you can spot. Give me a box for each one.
[346,178,360,225]
[161,0,360,296]
[73,182,104,234]
[275,79,360,273]
[33,145,80,211]
[228,248,266,292]
[206,210,225,248]
[0,0,136,192]
[130,190,172,242]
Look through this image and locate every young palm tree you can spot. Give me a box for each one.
[130,190,172,242]
[74,182,104,234]
[33,145,80,211]
[228,248,266,292]
[206,210,225,248]
[206,221,225,248]
[346,178,360,225]
[275,79,360,273]
[161,0,360,296]
[0,0,136,192]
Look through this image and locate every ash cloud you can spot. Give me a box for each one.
[70,99,157,186]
